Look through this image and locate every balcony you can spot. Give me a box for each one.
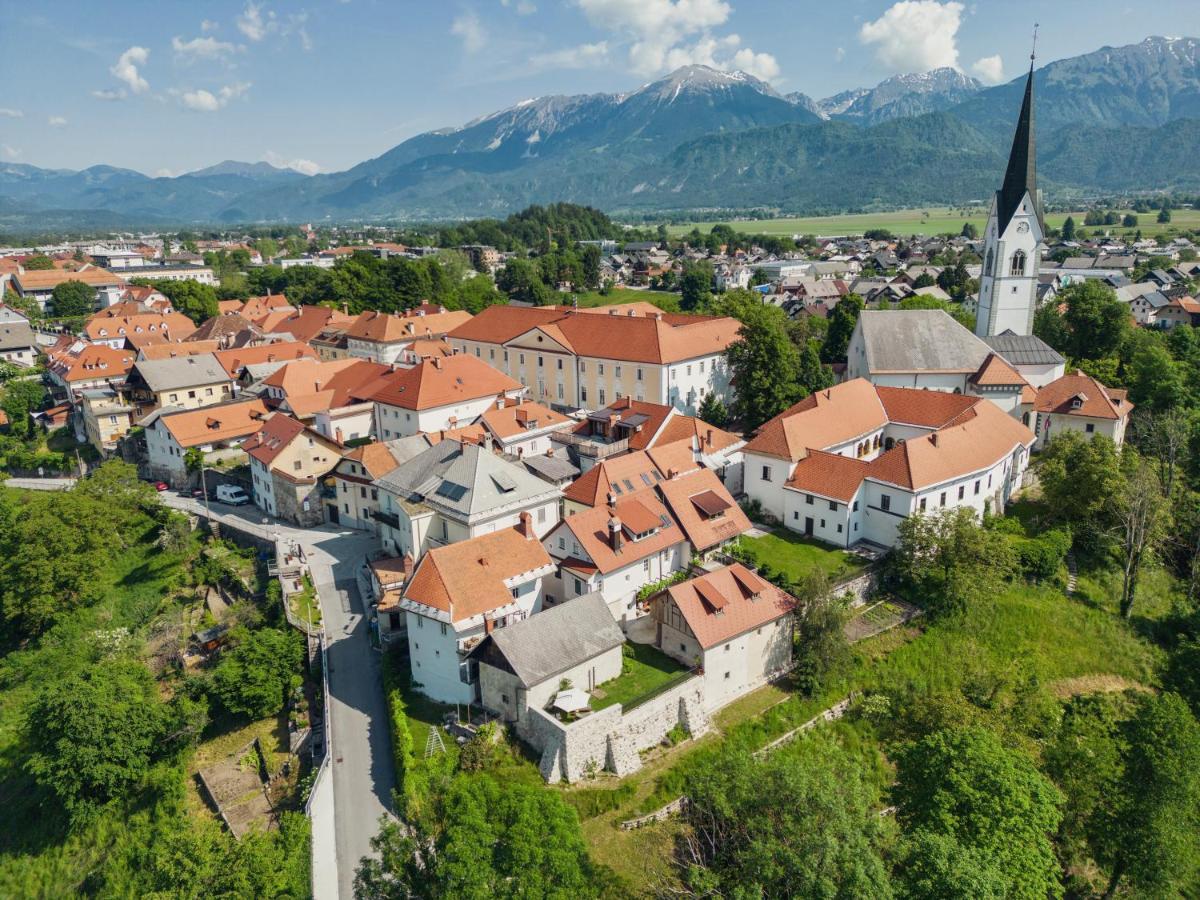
[554,430,631,460]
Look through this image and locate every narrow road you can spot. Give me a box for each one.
[154,494,395,898]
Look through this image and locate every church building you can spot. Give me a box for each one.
[976,63,1043,338]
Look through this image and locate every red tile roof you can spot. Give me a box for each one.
[744,379,887,461]
[360,355,522,410]
[562,449,666,507]
[785,450,871,502]
[661,564,795,650]
[657,468,750,551]
[556,490,683,574]
[1034,370,1131,421]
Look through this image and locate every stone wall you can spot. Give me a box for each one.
[272,474,326,527]
[518,675,710,783]
[831,568,878,608]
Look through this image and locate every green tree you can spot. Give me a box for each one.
[1060,280,1130,361]
[1061,215,1077,240]
[1099,693,1200,898]
[679,739,893,898]
[1125,334,1185,412]
[821,294,864,362]
[0,376,46,439]
[1109,457,1167,619]
[50,279,96,316]
[356,775,604,899]
[22,254,54,270]
[792,575,849,696]
[697,392,729,429]
[1157,206,1172,224]
[25,659,167,820]
[898,294,974,329]
[1122,213,1138,228]
[960,221,978,239]
[146,279,219,324]
[679,261,713,310]
[894,727,1063,900]
[891,507,1016,618]
[725,302,803,432]
[1037,431,1123,535]
[211,627,303,719]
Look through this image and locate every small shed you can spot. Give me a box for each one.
[470,592,624,723]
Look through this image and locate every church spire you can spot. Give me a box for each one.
[996,42,1041,235]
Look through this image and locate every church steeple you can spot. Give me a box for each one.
[996,63,1041,235]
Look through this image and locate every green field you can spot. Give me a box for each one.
[667,206,1200,239]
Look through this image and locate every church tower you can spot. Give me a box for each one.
[975,61,1043,338]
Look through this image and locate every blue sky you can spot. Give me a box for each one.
[0,0,1193,175]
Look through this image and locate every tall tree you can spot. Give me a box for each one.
[820,294,864,362]
[1036,431,1123,535]
[1061,215,1077,240]
[725,302,803,432]
[1109,457,1166,618]
[679,261,714,311]
[49,279,95,317]
[1060,280,1130,362]
[894,727,1063,900]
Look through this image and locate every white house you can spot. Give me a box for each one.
[142,398,269,485]
[363,355,526,438]
[1031,370,1133,450]
[399,518,556,704]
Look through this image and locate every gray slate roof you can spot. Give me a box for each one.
[983,331,1065,367]
[132,354,229,392]
[375,438,559,518]
[0,321,36,351]
[469,592,623,688]
[856,309,992,373]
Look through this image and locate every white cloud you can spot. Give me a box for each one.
[971,53,1005,84]
[263,150,320,175]
[575,0,779,81]
[284,13,313,51]
[91,89,126,101]
[180,82,251,112]
[530,41,610,69]
[1,144,20,161]
[237,2,276,41]
[172,35,238,61]
[201,19,219,32]
[834,46,845,62]
[859,0,963,73]
[501,0,537,13]
[0,108,22,118]
[451,12,487,52]
[47,116,68,127]
[110,46,151,94]
[154,167,177,178]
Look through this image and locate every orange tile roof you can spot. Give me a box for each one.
[346,308,473,343]
[562,449,666,507]
[581,397,673,451]
[874,385,981,428]
[662,564,795,650]
[479,397,571,440]
[646,441,700,479]
[237,295,295,324]
[968,352,1027,387]
[657,468,750,551]
[744,379,887,461]
[212,342,317,378]
[157,398,269,448]
[404,338,455,360]
[14,267,125,291]
[46,342,135,383]
[448,304,740,365]
[1034,370,1131,421]
[344,441,410,480]
[652,413,742,454]
[360,355,522,410]
[558,490,683,574]
[139,340,222,361]
[785,449,871,502]
[217,299,243,315]
[867,401,1034,491]
[242,413,309,467]
[267,305,355,342]
[84,312,196,344]
[403,526,552,622]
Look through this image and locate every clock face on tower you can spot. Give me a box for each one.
[1016,221,1030,234]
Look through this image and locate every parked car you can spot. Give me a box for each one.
[214,484,251,506]
[153,481,169,492]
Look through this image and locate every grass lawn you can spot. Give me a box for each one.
[736,529,869,584]
[592,643,690,710]
[665,206,1200,240]
[289,576,322,628]
[571,288,681,312]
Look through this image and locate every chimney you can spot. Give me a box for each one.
[518,510,534,540]
[930,432,939,447]
[402,552,414,580]
[335,426,344,445]
[607,491,617,505]
[706,427,713,448]
[432,357,442,370]
[608,515,623,553]
[496,394,506,411]
[668,467,678,479]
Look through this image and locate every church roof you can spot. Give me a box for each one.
[996,65,1042,236]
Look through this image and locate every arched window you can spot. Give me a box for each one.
[1010,251,1026,276]
[984,248,994,276]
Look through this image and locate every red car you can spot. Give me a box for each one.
[153,481,169,492]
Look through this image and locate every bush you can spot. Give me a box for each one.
[1017,528,1071,582]
[382,648,415,808]
[210,627,303,719]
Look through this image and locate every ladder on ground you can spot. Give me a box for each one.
[425,726,446,758]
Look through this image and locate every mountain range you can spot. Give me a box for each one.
[2,36,1198,230]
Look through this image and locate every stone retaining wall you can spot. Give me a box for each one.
[519,675,710,783]
[832,569,878,608]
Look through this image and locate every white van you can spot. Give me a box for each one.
[215,484,251,506]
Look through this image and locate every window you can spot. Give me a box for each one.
[538,355,543,368]
[1086,423,1095,433]
[852,500,859,512]
[294,460,302,471]
[724,672,731,679]
[837,524,843,533]
[820,519,826,528]
[538,506,547,523]
[636,368,643,381]
[511,587,519,599]
[475,347,480,357]
[987,474,992,488]
[615,365,622,378]
[598,363,605,375]
[503,350,509,363]
[761,466,772,482]
[558,536,566,550]
[725,643,731,652]
[580,387,588,403]
[599,389,606,405]
[417,617,423,628]
[1010,250,1027,276]
[806,494,814,505]
[205,387,213,396]
[940,492,947,506]
[371,489,378,501]
[501,693,509,704]
[699,361,705,373]
[519,353,525,365]
[360,486,367,498]
[793,511,799,520]
[573,577,583,594]
[919,498,927,511]
[880,494,891,512]
[440,622,447,636]
[828,500,836,511]
[958,485,965,500]
[984,247,994,276]
[490,348,495,360]
[187,390,196,399]
[974,480,980,495]
[680,643,686,652]
[169,393,178,402]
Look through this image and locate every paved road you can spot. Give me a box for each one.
[158,496,395,899]
[12,478,397,896]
